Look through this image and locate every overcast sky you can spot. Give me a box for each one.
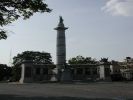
[0,0,133,65]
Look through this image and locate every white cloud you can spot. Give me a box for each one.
[102,0,133,16]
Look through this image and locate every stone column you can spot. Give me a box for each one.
[19,60,33,83]
[19,63,25,83]
[55,16,68,70]
[90,68,93,76]
[54,16,69,81]
[83,68,85,75]
[40,68,43,75]
[99,65,105,80]
[74,68,77,75]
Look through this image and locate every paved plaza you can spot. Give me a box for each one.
[0,82,133,100]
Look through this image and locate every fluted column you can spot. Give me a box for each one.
[55,16,68,69]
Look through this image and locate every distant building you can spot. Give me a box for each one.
[19,60,113,83]
[19,60,55,83]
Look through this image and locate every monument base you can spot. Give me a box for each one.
[50,68,58,82]
[51,67,72,83]
[60,68,72,82]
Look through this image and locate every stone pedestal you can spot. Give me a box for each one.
[50,68,58,82]
[60,68,72,82]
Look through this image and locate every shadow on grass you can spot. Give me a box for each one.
[0,94,116,100]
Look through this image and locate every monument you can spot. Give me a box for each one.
[19,17,113,83]
[54,16,72,82]
[55,16,68,69]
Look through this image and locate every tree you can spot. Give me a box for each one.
[0,0,51,40]
[0,64,12,81]
[68,55,98,64]
[125,57,132,63]
[13,51,53,65]
[100,58,109,63]
[11,65,21,82]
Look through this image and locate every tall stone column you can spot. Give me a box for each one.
[54,16,72,81]
[55,16,68,70]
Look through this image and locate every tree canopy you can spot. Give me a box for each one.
[13,51,53,65]
[68,55,98,65]
[100,58,109,63]
[0,0,51,40]
[0,64,12,81]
